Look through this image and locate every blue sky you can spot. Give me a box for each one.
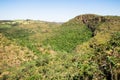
[0,0,120,22]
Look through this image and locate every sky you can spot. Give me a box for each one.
[0,0,120,22]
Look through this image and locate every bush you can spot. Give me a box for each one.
[44,23,92,52]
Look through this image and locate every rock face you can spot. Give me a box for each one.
[70,14,104,36]
[70,14,120,35]
[74,14,106,23]
[74,14,106,31]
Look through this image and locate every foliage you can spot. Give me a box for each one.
[0,15,120,80]
[44,23,92,52]
[89,32,120,80]
[0,24,40,53]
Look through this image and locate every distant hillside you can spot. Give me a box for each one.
[71,14,120,52]
[44,14,120,52]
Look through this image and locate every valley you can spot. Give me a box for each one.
[0,14,120,80]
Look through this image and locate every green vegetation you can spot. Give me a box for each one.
[44,23,92,52]
[0,24,40,53]
[0,14,120,80]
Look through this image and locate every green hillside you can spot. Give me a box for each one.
[0,14,120,80]
[43,22,92,52]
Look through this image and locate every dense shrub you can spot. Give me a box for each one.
[44,23,92,52]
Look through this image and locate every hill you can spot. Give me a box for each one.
[0,14,120,80]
